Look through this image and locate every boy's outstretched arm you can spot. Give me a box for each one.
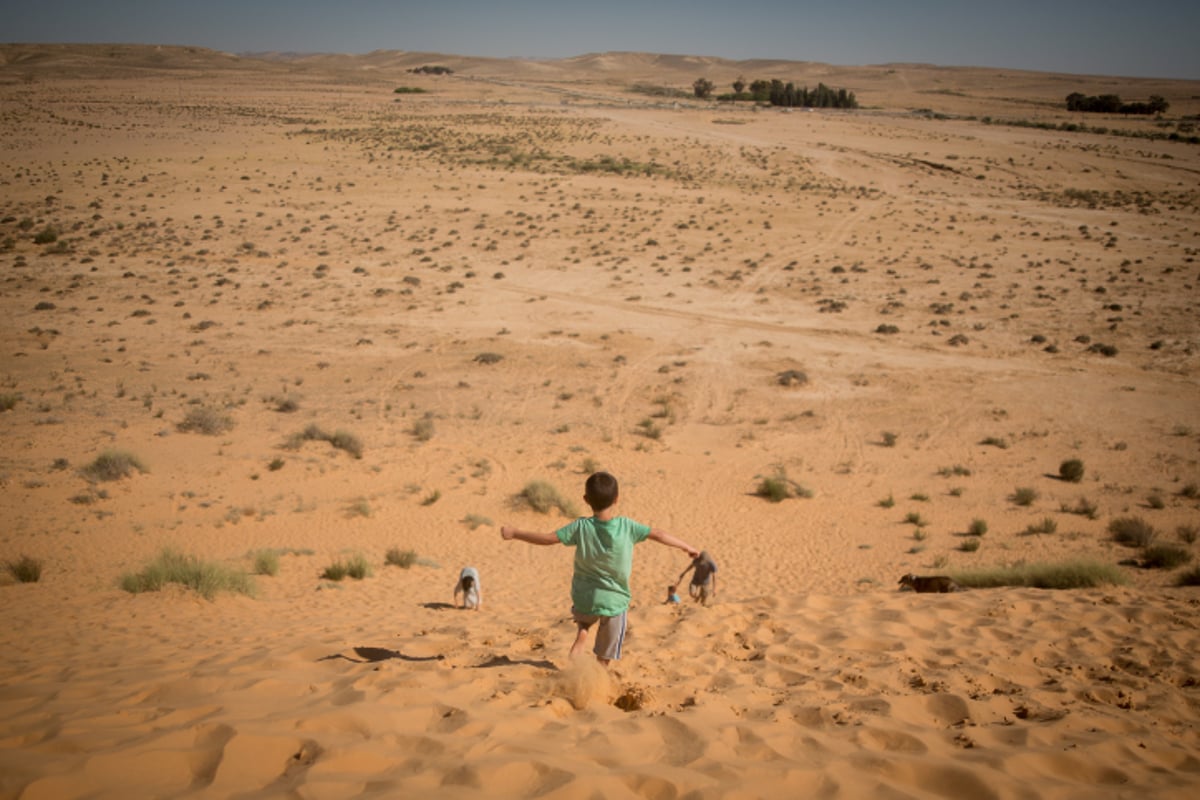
[500,526,561,546]
[648,528,700,559]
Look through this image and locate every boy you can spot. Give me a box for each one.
[500,471,698,666]
[677,550,718,605]
[455,566,482,610]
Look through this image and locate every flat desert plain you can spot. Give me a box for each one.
[1,45,1199,798]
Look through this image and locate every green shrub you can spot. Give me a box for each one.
[346,553,371,580]
[120,549,254,600]
[1059,459,1085,482]
[878,493,895,509]
[385,548,418,568]
[981,436,1009,449]
[1023,517,1057,535]
[82,450,147,481]
[1062,496,1099,519]
[959,538,981,552]
[6,555,43,583]
[1011,487,1039,507]
[328,430,363,459]
[517,480,579,516]
[904,512,928,528]
[881,431,898,447]
[1141,544,1192,569]
[33,225,59,245]
[253,550,280,576]
[1109,516,1157,548]
[968,519,988,536]
[411,415,435,442]
[178,405,234,435]
[321,561,349,581]
[951,560,1128,590]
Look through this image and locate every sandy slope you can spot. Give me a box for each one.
[1,46,1199,798]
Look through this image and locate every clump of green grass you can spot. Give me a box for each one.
[1023,517,1058,535]
[178,405,234,435]
[1059,458,1085,483]
[967,519,988,536]
[120,549,254,600]
[385,548,418,568]
[6,555,43,583]
[287,424,363,459]
[959,538,981,553]
[951,560,1128,590]
[462,514,493,530]
[322,553,371,581]
[1109,516,1157,548]
[878,493,895,509]
[516,480,579,516]
[1061,496,1098,519]
[252,550,280,576]
[420,490,441,506]
[903,511,928,528]
[1010,487,1039,507]
[411,415,436,442]
[82,450,147,482]
[1141,544,1192,570]
[753,469,812,503]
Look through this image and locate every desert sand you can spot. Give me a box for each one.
[1,45,1199,798]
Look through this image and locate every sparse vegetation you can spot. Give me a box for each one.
[1010,487,1039,507]
[178,405,234,435]
[959,538,980,552]
[120,549,254,600]
[385,548,418,568]
[82,450,146,482]
[951,561,1128,589]
[288,424,363,459]
[1109,516,1157,548]
[1059,458,1085,483]
[1023,517,1058,536]
[754,469,812,503]
[253,550,280,576]
[322,553,371,581]
[516,480,579,517]
[6,555,43,583]
[1141,544,1192,570]
[881,431,898,447]
[968,519,988,537]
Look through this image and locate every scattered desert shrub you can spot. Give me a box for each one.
[321,561,348,581]
[515,480,579,516]
[1179,483,1198,500]
[1108,515,1156,546]
[0,393,19,411]
[1010,487,1039,507]
[178,405,234,435]
[268,457,285,472]
[411,415,436,442]
[981,436,1008,449]
[951,560,1127,590]
[272,394,300,413]
[1141,544,1192,570]
[1109,516,1157,548]
[385,548,418,568]
[462,513,493,530]
[1177,566,1200,586]
[253,550,280,576]
[1146,494,1165,510]
[1059,459,1085,483]
[82,449,146,482]
[903,511,928,528]
[968,519,988,536]
[474,352,503,365]
[6,555,42,583]
[959,538,981,553]
[938,465,972,477]
[881,431,898,447]
[1023,517,1058,535]
[33,225,59,245]
[346,553,371,579]
[775,370,808,387]
[347,498,371,518]
[1178,525,1198,545]
[328,430,363,459]
[1062,497,1099,519]
[120,549,254,600]
[878,493,895,508]
[421,490,441,506]
[754,469,812,503]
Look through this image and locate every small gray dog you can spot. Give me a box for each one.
[898,573,961,593]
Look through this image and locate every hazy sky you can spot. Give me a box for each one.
[3,0,1197,79]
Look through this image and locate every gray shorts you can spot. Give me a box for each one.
[572,610,628,660]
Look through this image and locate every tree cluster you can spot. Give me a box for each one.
[706,76,857,109]
[408,65,453,75]
[1066,92,1168,115]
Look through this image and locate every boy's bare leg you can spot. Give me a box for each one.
[570,624,590,658]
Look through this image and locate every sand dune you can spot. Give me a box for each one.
[1,46,1198,798]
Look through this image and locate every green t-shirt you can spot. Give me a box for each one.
[556,516,652,616]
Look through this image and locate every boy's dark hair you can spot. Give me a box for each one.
[584,471,619,512]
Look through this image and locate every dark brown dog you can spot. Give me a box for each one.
[898,573,961,593]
